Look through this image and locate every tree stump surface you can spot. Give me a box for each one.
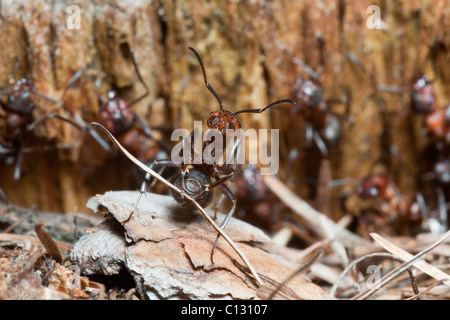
[69,191,328,300]
[0,0,448,217]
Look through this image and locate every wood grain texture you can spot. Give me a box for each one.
[0,0,449,219]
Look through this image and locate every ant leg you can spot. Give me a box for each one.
[47,113,112,151]
[210,183,237,265]
[28,68,85,131]
[0,187,8,204]
[126,47,150,109]
[212,194,226,221]
[312,129,329,156]
[305,122,314,148]
[125,46,153,138]
[72,114,112,151]
[436,187,448,233]
[124,159,178,223]
[13,147,24,180]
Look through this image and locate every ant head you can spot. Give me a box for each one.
[411,74,430,91]
[357,174,390,199]
[292,77,323,109]
[206,109,240,133]
[188,46,295,134]
[410,74,436,114]
[6,78,36,114]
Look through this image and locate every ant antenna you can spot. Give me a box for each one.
[232,98,295,116]
[187,46,224,112]
[126,47,150,109]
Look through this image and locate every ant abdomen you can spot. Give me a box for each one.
[170,168,214,208]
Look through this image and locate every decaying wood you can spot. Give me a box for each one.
[0,0,448,218]
[69,191,328,300]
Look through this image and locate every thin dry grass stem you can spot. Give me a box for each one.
[352,230,450,300]
[406,279,449,300]
[370,233,450,287]
[263,175,368,247]
[268,249,323,300]
[294,238,333,264]
[329,252,418,299]
[90,122,263,286]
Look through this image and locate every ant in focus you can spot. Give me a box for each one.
[116,46,295,257]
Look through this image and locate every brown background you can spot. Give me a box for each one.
[0,0,449,217]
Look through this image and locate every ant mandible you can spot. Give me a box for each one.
[129,46,294,253]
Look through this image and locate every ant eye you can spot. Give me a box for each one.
[108,90,116,99]
[369,187,378,197]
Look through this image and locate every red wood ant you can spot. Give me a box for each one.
[0,70,84,180]
[334,171,448,236]
[290,54,350,156]
[122,46,294,256]
[410,74,450,142]
[233,164,286,232]
[96,46,174,170]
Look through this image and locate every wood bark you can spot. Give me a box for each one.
[0,0,449,219]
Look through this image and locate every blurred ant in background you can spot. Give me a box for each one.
[290,43,351,157]
[96,45,173,170]
[0,68,85,180]
[410,73,450,143]
[333,166,448,236]
[233,164,288,233]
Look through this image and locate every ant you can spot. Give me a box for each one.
[96,45,174,175]
[334,170,447,236]
[233,164,286,233]
[290,67,347,156]
[127,46,294,256]
[410,74,450,143]
[0,69,85,180]
[288,38,351,157]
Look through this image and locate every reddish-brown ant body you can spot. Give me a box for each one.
[128,46,294,256]
[0,71,83,180]
[290,45,350,157]
[233,164,285,232]
[336,172,448,235]
[410,74,450,142]
[96,47,173,171]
